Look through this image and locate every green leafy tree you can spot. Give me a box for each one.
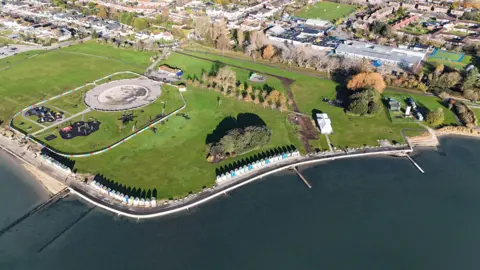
[133,18,149,30]
[426,108,445,126]
[462,67,479,91]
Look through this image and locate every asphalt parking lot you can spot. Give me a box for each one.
[0,44,41,59]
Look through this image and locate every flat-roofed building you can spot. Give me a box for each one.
[336,41,427,68]
[316,113,333,134]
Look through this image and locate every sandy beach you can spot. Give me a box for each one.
[0,134,67,195]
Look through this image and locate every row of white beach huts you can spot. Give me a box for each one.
[216,150,300,185]
[89,181,157,207]
[40,153,72,174]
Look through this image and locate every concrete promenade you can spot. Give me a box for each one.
[69,146,413,219]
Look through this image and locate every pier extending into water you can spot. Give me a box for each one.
[406,155,425,173]
[0,188,70,237]
[292,167,312,188]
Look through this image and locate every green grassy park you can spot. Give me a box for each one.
[296,1,356,21]
[160,53,287,93]
[1,42,460,199]
[382,91,458,127]
[35,84,186,153]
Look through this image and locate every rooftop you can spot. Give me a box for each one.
[336,41,427,66]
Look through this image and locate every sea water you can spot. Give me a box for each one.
[1,136,480,270]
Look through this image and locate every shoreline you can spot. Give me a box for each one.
[3,127,479,219]
[0,138,67,195]
[68,146,414,219]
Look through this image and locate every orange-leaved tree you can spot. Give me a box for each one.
[262,44,275,60]
[347,72,386,93]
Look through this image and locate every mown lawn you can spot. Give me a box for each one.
[176,50,427,148]
[0,49,43,69]
[36,85,185,153]
[60,41,155,67]
[383,91,458,127]
[296,1,356,21]
[161,53,287,93]
[0,49,148,123]
[72,86,303,199]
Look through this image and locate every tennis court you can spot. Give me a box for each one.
[429,49,464,62]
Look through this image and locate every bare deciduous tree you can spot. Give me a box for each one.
[237,30,244,51]
[216,33,231,55]
[214,66,236,92]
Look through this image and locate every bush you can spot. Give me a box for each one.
[426,108,444,126]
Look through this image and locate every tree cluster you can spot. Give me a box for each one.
[347,88,383,115]
[426,108,445,126]
[346,72,385,116]
[461,67,480,101]
[207,126,272,162]
[453,102,477,127]
[187,66,290,110]
[461,10,480,22]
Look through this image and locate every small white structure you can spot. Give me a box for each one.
[316,113,333,134]
[416,112,424,121]
[405,106,412,116]
[178,85,187,92]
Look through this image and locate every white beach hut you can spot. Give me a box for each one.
[151,198,157,207]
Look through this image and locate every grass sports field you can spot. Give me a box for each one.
[296,1,356,21]
[427,49,472,69]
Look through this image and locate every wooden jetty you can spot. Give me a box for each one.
[292,166,312,188]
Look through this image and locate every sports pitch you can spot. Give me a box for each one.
[296,1,356,21]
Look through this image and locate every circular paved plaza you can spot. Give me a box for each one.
[85,78,162,111]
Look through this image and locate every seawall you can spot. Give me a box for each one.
[70,147,412,219]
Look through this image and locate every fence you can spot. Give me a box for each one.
[9,71,186,158]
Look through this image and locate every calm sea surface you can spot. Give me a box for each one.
[1,136,480,270]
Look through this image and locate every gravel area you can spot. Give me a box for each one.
[85,78,162,111]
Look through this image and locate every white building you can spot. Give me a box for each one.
[151,32,173,41]
[305,19,331,28]
[316,113,333,134]
[336,41,427,68]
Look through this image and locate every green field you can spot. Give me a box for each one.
[160,53,287,93]
[182,50,427,148]
[296,1,356,21]
[2,42,461,199]
[60,41,154,67]
[382,91,458,127]
[72,87,302,199]
[427,50,472,69]
[0,45,148,123]
[35,85,185,153]
[401,25,429,35]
